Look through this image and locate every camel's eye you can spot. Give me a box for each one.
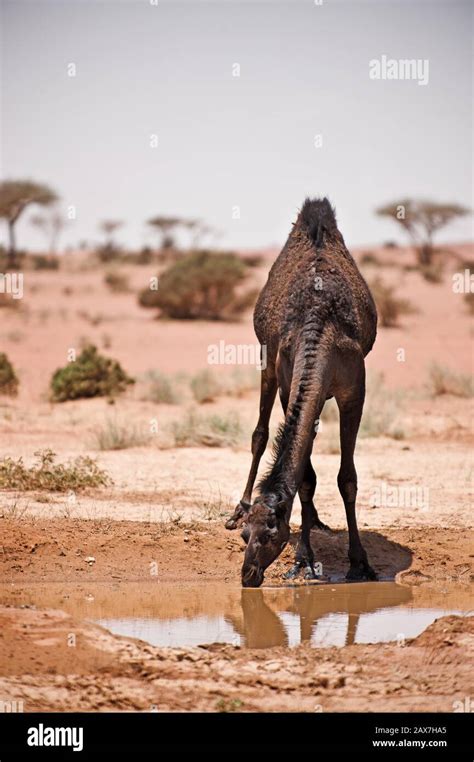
[240,526,250,544]
[259,532,270,546]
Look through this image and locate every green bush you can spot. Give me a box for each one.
[0,449,111,491]
[138,250,257,320]
[50,344,134,402]
[0,352,19,396]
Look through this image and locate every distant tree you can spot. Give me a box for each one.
[99,220,123,248]
[31,207,68,254]
[185,219,203,248]
[147,216,183,250]
[376,199,470,266]
[0,180,58,268]
[185,219,221,249]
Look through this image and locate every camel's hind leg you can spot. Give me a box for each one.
[225,362,277,530]
[336,361,377,581]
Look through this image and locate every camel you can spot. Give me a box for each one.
[225,197,378,587]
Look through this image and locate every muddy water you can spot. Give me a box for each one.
[1,580,471,649]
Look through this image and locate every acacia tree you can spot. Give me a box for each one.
[0,180,58,267]
[185,219,221,249]
[376,199,470,266]
[99,219,123,248]
[147,216,183,250]
[31,207,68,255]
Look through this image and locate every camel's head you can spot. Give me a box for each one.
[240,498,290,587]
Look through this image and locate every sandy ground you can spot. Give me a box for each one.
[0,514,473,713]
[0,518,472,711]
[0,242,472,712]
[0,608,472,713]
[0,393,472,528]
[0,518,472,586]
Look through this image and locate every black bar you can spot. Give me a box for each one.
[0,712,471,757]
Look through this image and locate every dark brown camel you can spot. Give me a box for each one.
[225,197,378,587]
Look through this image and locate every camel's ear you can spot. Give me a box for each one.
[225,500,251,530]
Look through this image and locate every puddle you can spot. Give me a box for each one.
[1,580,471,649]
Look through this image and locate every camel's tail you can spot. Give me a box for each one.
[258,322,333,504]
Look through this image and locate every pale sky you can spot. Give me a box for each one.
[1,0,472,252]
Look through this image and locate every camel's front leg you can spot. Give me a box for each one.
[284,458,329,580]
[284,501,320,580]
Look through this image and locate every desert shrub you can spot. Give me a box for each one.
[50,344,134,402]
[135,247,154,265]
[419,262,443,283]
[5,330,25,343]
[360,251,380,266]
[190,369,222,403]
[171,409,243,447]
[224,368,260,397]
[91,418,150,450]
[138,250,258,320]
[141,370,179,404]
[77,310,104,326]
[31,254,59,270]
[0,292,21,310]
[360,372,404,438]
[0,352,19,396]
[120,247,154,265]
[96,244,122,263]
[104,270,130,293]
[427,363,473,398]
[0,449,111,491]
[369,277,415,327]
[190,368,260,403]
[464,292,474,315]
[242,253,264,268]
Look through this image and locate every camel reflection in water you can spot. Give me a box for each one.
[227,582,413,648]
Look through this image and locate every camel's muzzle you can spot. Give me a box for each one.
[241,563,264,588]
